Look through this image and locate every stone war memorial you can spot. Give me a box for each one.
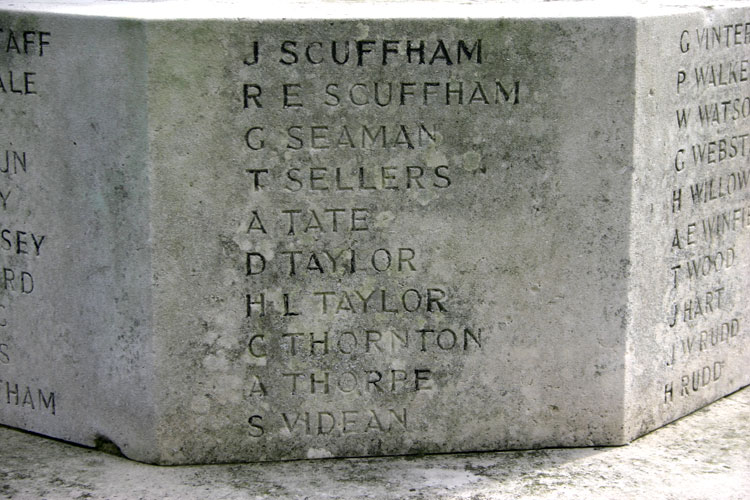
[0,0,748,465]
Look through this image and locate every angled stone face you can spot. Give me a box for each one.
[626,7,750,441]
[0,12,157,460]
[0,1,747,464]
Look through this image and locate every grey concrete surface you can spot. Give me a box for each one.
[1,385,748,499]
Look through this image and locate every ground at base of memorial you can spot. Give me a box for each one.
[0,386,748,500]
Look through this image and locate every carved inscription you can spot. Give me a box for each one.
[244,165,451,193]
[235,34,521,438]
[0,341,8,364]
[664,20,749,403]
[244,39,484,66]
[0,378,56,415]
[0,21,55,417]
[0,28,50,95]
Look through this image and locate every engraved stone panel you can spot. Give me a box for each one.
[0,12,157,460]
[0,1,747,464]
[626,7,750,440]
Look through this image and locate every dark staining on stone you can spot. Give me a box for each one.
[93,435,125,457]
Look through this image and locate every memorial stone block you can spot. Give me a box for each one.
[0,0,748,464]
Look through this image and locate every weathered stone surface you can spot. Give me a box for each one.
[0,1,747,464]
[626,6,750,442]
[1,387,749,499]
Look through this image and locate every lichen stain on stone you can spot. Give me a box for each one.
[190,395,211,415]
[374,210,395,229]
[410,188,438,207]
[423,144,448,166]
[306,447,334,459]
[202,352,229,372]
[355,22,369,38]
[462,151,482,172]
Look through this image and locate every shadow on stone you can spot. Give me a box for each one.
[93,435,125,458]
